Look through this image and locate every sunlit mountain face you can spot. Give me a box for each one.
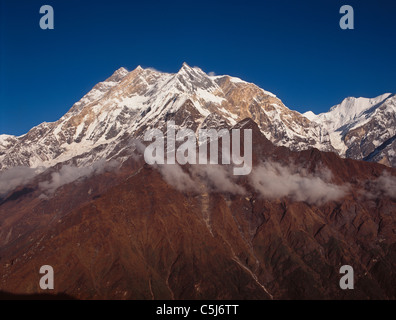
[0,65,395,300]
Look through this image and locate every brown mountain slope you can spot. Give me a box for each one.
[0,121,395,300]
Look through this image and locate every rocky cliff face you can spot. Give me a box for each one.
[0,64,395,300]
[0,121,395,299]
[305,93,396,167]
[0,63,334,174]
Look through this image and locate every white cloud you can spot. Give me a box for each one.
[39,159,119,194]
[249,161,348,205]
[364,171,396,199]
[0,167,39,196]
[377,172,396,198]
[157,161,347,205]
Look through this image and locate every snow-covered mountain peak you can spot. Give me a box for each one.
[179,62,194,72]
[330,92,391,113]
[303,111,316,121]
[2,64,394,173]
[177,62,214,79]
[309,93,393,133]
[0,135,16,148]
[109,67,130,80]
[304,93,396,164]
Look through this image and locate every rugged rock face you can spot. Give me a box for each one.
[0,64,395,300]
[305,93,396,167]
[1,64,395,175]
[0,121,395,300]
[0,63,334,173]
[1,64,394,175]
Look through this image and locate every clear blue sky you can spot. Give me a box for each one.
[1,0,395,136]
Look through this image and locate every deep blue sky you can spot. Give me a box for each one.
[1,0,395,136]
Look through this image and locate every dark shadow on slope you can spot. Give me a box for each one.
[0,187,35,206]
[363,134,396,161]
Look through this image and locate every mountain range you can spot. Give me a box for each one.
[0,64,395,299]
[1,64,395,174]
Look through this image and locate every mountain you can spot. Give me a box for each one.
[1,64,396,300]
[0,120,395,299]
[1,64,395,177]
[0,63,334,174]
[305,93,396,167]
